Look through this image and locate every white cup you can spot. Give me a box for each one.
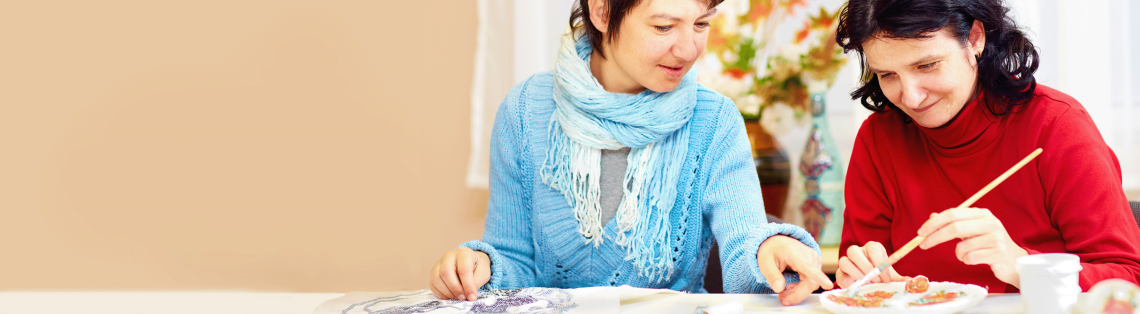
[1017,253,1083,314]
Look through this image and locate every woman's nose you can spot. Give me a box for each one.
[672,31,699,62]
[899,78,927,109]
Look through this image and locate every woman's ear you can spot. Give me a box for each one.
[589,0,609,34]
[968,20,986,58]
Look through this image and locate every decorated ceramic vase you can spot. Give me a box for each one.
[800,92,845,247]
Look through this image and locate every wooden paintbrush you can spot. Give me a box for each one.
[844,148,1044,296]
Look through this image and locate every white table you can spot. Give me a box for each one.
[316,288,1036,314]
[616,292,1026,314]
[0,290,1049,314]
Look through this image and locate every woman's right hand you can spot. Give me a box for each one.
[429,247,491,301]
[835,241,908,288]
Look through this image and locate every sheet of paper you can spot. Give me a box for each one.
[314,286,652,314]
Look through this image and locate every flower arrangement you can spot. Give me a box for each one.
[699,0,848,136]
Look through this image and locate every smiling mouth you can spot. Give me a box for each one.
[659,65,684,77]
[913,102,936,113]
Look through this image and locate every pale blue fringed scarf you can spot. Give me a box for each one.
[541,31,698,283]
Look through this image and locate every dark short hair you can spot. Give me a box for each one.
[569,0,723,59]
[835,0,1039,117]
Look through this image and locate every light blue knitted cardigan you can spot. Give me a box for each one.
[461,72,821,293]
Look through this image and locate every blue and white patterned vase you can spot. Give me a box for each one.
[799,92,845,247]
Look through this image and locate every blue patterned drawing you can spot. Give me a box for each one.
[341,288,579,314]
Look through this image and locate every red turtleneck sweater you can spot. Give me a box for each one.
[842,85,1140,293]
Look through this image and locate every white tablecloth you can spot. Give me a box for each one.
[314,288,1032,314]
[0,290,1042,314]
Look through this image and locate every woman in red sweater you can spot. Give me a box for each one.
[832,0,1140,293]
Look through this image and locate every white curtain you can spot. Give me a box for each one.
[468,0,574,188]
[1007,0,1140,192]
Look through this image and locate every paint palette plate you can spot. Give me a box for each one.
[820,281,987,314]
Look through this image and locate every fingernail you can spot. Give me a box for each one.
[457,294,466,301]
[469,293,477,301]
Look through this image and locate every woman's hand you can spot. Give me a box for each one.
[835,241,908,288]
[918,207,1027,287]
[429,247,491,301]
[757,235,835,306]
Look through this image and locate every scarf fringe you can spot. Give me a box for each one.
[541,31,697,283]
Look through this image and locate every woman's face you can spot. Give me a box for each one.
[590,0,716,94]
[862,21,986,128]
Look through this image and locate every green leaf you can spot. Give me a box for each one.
[733,38,757,71]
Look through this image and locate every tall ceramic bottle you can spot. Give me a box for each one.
[799,92,845,247]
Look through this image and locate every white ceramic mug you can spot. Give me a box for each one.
[1017,253,1083,314]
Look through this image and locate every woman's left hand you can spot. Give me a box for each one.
[918,207,1028,287]
[757,235,835,306]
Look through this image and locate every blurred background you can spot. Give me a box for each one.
[0,0,1136,293]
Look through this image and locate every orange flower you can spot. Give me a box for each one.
[818,11,836,28]
[747,0,774,24]
[795,21,812,43]
[783,0,810,13]
[707,17,730,52]
[809,7,838,29]
[724,68,750,79]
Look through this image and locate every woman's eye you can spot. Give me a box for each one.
[879,73,893,79]
[655,25,672,32]
[695,22,710,29]
[918,61,939,70]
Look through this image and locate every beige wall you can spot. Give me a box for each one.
[0,1,488,292]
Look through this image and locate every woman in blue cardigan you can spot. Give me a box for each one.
[429,0,832,306]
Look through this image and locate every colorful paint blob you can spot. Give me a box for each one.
[863,291,897,300]
[905,275,930,294]
[909,290,965,306]
[826,291,897,308]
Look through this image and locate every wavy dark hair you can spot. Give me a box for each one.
[569,0,723,59]
[835,0,1039,117]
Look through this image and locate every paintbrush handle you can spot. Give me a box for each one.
[885,148,1040,266]
[844,267,883,296]
[883,235,926,265]
[956,148,1043,208]
[844,148,1043,296]
[845,236,926,295]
